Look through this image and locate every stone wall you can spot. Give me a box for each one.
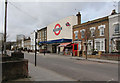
[2,59,28,81]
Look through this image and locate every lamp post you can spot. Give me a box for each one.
[4,0,8,56]
[44,29,45,56]
[35,31,37,66]
[84,42,87,59]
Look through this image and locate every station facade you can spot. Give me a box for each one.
[46,15,78,53]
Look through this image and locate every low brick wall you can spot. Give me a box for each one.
[82,55,100,59]
[100,54,120,60]
[2,59,28,81]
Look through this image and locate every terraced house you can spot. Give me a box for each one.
[73,12,109,56]
[109,10,120,53]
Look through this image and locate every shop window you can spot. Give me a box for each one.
[78,43,81,51]
[114,24,119,34]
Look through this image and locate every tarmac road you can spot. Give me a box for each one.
[24,52,118,81]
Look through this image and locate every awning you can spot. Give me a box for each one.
[58,42,71,47]
[38,39,72,45]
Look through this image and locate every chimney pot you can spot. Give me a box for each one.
[111,9,117,15]
[76,12,81,25]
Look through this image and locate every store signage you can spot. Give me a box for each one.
[53,24,62,35]
[66,22,70,26]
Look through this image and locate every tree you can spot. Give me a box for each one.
[84,27,91,59]
[84,27,96,59]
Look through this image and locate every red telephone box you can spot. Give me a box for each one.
[72,43,78,56]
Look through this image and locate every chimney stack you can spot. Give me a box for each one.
[76,12,81,25]
[111,9,117,15]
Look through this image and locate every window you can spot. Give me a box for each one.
[74,31,78,39]
[81,31,85,38]
[42,31,44,39]
[100,28,104,36]
[101,41,104,50]
[98,25,105,36]
[40,32,41,38]
[114,24,119,33]
[96,42,100,51]
[116,41,120,51]
[91,29,95,37]
[95,38,105,51]
[80,29,85,38]
[90,27,95,37]
[44,30,47,39]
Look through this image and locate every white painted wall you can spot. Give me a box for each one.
[47,15,77,41]
[109,14,120,52]
[30,31,35,51]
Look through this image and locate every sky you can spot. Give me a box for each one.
[0,0,119,41]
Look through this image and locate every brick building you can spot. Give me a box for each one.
[73,12,109,56]
[37,27,47,52]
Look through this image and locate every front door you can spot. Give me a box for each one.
[52,45,56,53]
[116,41,120,51]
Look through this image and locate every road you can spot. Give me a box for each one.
[24,52,118,81]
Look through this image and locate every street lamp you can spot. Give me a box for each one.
[4,0,8,56]
[35,31,37,66]
[44,29,46,56]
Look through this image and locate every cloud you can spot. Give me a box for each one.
[0,1,116,41]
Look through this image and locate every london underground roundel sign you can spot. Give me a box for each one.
[53,24,62,36]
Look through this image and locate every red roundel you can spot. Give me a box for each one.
[53,24,62,36]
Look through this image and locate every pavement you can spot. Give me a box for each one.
[11,62,75,82]
[71,57,119,64]
[28,62,75,81]
[5,51,119,82]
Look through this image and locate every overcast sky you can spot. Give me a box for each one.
[0,0,119,41]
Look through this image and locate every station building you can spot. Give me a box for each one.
[46,15,78,53]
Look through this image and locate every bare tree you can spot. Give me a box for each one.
[84,27,91,59]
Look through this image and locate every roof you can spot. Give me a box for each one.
[38,39,72,45]
[37,27,47,32]
[73,16,108,29]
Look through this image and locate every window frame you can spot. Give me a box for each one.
[80,29,85,38]
[74,31,78,39]
[98,25,105,36]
